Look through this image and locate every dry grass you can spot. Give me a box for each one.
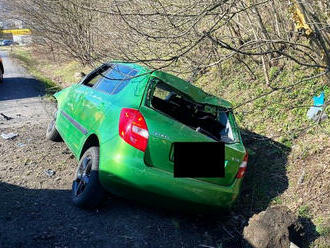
[11,45,91,89]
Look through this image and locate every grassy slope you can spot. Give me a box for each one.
[11,46,329,247]
[10,46,91,93]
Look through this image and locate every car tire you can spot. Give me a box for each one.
[46,110,62,141]
[72,146,105,209]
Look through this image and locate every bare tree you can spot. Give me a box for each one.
[3,0,329,109]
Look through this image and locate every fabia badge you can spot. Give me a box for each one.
[152,132,169,140]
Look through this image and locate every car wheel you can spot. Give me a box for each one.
[46,110,62,141]
[72,146,105,209]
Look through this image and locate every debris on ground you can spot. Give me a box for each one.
[290,242,300,248]
[24,159,36,166]
[17,142,26,147]
[297,170,305,185]
[0,113,14,120]
[45,169,56,177]
[243,206,297,248]
[1,132,18,140]
[307,92,327,122]
[26,161,37,167]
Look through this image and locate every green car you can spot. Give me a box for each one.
[46,62,248,210]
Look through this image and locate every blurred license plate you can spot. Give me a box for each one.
[173,142,225,178]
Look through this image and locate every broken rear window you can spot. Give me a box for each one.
[146,79,239,143]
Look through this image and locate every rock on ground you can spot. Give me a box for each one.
[243,206,297,248]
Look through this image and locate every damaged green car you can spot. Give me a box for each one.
[46,62,248,210]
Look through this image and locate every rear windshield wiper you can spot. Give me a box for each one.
[195,127,219,141]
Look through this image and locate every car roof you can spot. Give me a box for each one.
[108,61,232,109]
[105,61,149,73]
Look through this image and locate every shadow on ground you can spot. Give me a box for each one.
[238,129,291,213]
[0,77,45,101]
[0,130,318,248]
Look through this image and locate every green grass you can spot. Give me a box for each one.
[195,59,329,147]
[271,196,283,205]
[298,205,311,218]
[315,217,330,237]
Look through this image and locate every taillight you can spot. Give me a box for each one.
[119,108,149,152]
[236,152,248,179]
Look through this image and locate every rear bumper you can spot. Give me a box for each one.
[99,136,243,210]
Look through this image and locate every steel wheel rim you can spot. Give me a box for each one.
[73,156,92,196]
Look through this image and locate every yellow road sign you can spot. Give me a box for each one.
[1,29,32,35]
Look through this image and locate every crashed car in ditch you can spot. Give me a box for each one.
[46,62,248,210]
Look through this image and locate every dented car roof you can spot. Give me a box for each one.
[151,70,232,109]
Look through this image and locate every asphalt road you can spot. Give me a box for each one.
[0,50,50,128]
[0,49,243,248]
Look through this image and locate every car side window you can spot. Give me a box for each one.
[94,65,138,94]
[82,65,111,87]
